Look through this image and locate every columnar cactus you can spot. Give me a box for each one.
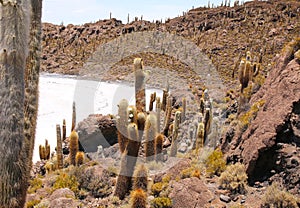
[62,119,66,141]
[114,123,141,199]
[71,101,76,131]
[134,58,146,112]
[133,164,148,192]
[162,90,168,111]
[76,151,84,166]
[149,92,156,111]
[117,99,129,153]
[203,108,212,143]
[39,139,50,160]
[170,111,181,157]
[56,124,63,169]
[155,133,164,162]
[181,97,187,122]
[200,97,205,115]
[163,96,172,136]
[195,122,205,153]
[69,130,79,166]
[156,97,162,132]
[145,113,158,161]
[137,112,146,142]
[130,189,147,208]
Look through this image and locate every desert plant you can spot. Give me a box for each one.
[134,58,146,112]
[149,92,156,111]
[127,105,138,124]
[27,177,43,194]
[56,124,63,169]
[151,197,172,208]
[156,97,161,132]
[218,162,248,194]
[162,90,168,111]
[39,139,50,160]
[137,112,146,142]
[145,113,158,161]
[203,107,212,143]
[52,172,79,194]
[133,164,148,192]
[155,134,164,162]
[117,99,129,153]
[75,151,84,166]
[163,96,172,136]
[170,111,181,157]
[205,148,226,177]
[69,130,79,166]
[262,182,299,208]
[71,101,76,131]
[195,122,205,152]
[130,189,147,208]
[62,119,66,141]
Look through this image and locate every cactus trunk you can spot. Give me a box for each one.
[134,58,146,113]
[56,124,63,169]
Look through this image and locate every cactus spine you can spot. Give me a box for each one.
[69,130,79,166]
[114,123,141,199]
[130,189,147,208]
[117,99,129,153]
[133,164,148,192]
[56,124,63,169]
[170,111,181,157]
[62,119,66,141]
[134,58,146,113]
[155,133,164,162]
[149,92,156,111]
[145,113,157,161]
[71,101,76,131]
[76,151,84,166]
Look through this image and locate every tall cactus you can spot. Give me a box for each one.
[145,113,158,161]
[127,105,138,124]
[133,164,148,192]
[56,124,63,169]
[137,112,146,142]
[71,101,76,131]
[170,111,181,157]
[130,189,147,208]
[155,133,164,162]
[62,119,66,141]
[203,108,212,144]
[162,90,168,111]
[156,97,161,132]
[163,95,172,136]
[149,92,156,111]
[195,122,205,153]
[117,99,129,153]
[69,130,79,166]
[134,58,146,112]
[114,123,141,199]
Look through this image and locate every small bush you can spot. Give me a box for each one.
[262,182,299,208]
[26,199,41,208]
[151,197,172,208]
[205,148,226,177]
[28,177,43,194]
[151,182,164,197]
[218,163,248,194]
[52,172,79,194]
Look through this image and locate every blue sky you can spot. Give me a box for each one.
[42,0,233,25]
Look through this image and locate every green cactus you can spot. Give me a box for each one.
[134,58,146,113]
[71,101,76,131]
[170,111,181,157]
[133,164,148,192]
[69,130,79,166]
[155,133,164,162]
[117,99,129,153]
[130,189,147,208]
[149,92,156,111]
[56,124,63,169]
[145,113,158,161]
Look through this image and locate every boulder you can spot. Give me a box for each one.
[77,114,117,152]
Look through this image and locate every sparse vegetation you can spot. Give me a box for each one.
[205,148,226,177]
[52,172,79,195]
[151,197,172,208]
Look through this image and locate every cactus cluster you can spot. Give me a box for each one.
[39,139,50,160]
[69,130,79,166]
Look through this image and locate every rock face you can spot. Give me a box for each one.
[223,39,300,191]
[77,114,117,152]
[168,177,214,208]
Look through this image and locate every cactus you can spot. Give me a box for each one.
[156,97,162,132]
[114,123,141,199]
[155,134,164,162]
[38,139,50,160]
[56,124,63,169]
[76,151,84,166]
[130,189,147,208]
[199,97,205,115]
[163,96,172,136]
[134,58,146,113]
[170,111,181,157]
[137,112,146,142]
[71,101,76,131]
[195,122,205,153]
[62,119,66,141]
[149,92,156,111]
[145,113,158,161]
[117,99,129,153]
[181,97,186,122]
[127,105,138,124]
[162,90,168,111]
[203,108,212,143]
[69,130,79,166]
[133,164,148,192]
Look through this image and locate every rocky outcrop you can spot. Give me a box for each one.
[223,39,300,191]
[77,114,117,152]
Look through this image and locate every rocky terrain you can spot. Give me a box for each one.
[26,0,300,208]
